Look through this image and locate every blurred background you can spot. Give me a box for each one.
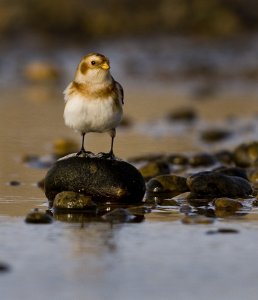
[0,0,258,161]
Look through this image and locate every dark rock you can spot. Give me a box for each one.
[25,208,53,224]
[138,160,170,181]
[200,128,232,143]
[44,154,146,204]
[8,180,21,186]
[166,107,197,122]
[0,262,10,273]
[214,166,248,180]
[53,191,96,211]
[146,174,189,196]
[233,141,258,167]
[189,153,217,167]
[187,171,253,198]
[207,228,239,234]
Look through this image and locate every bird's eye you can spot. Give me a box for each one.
[91,61,96,65]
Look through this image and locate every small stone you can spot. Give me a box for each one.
[181,215,214,225]
[214,150,234,165]
[23,61,60,82]
[146,174,189,196]
[8,180,21,186]
[166,107,197,122]
[214,197,243,211]
[25,208,53,224]
[128,154,165,164]
[187,171,253,198]
[207,228,239,234]
[200,128,231,143]
[52,138,78,158]
[53,191,96,211]
[44,154,146,204]
[167,154,189,165]
[102,208,136,223]
[0,262,10,273]
[139,160,170,181]
[189,153,217,167]
[233,141,258,167]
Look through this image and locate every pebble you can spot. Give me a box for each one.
[146,174,189,195]
[189,153,217,167]
[138,160,170,181]
[214,150,234,165]
[167,154,189,165]
[166,107,197,122]
[187,171,253,198]
[200,128,231,143]
[181,215,214,225]
[214,197,243,211]
[25,208,53,224]
[53,191,96,211]
[23,61,60,82]
[206,228,239,234]
[0,262,10,273]
[233,141,258,167]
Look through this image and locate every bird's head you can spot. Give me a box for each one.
[74,53,111,83]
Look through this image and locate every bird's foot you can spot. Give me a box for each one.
[76,150,94,157]
[97,151,116,160]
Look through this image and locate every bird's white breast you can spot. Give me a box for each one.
[64,94,122,133]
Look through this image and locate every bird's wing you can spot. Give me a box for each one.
[115,81,124,105]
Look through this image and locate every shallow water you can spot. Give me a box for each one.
[1,36,258,299]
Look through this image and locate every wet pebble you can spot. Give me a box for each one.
[23,61,60,82]
[200,128,232,143]
[8,180,21,186]
[181,215,214,225]
[53,191,96,211]
[25,208,53,224]
[189,153,217,167]
[146,174,189,196]
[233,141,258,167]
[167,154,189,165]
[0,262,10,273]
[214,150,234,165]
[214,197,243,211]
[166,107,197,122]
[187,171,253,198]
[206,228,239,234]
[139,160,170,181]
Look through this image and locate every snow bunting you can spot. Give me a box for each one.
[63,53,124,158]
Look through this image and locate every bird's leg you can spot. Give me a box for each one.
[76,133,92,156]
[97,129,116,159]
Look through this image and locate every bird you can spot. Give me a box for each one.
[63,53,124,159]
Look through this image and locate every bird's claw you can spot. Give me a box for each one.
[97,152,116,160]
[76,150,94,157]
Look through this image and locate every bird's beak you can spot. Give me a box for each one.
[101,61,110,70]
